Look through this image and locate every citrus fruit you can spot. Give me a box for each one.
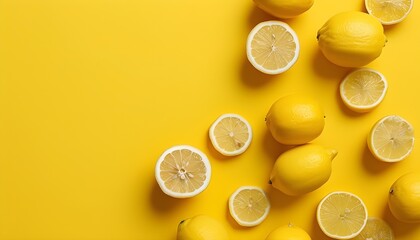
[209,113,252,156]
[247,21,299,75]
[265,93,325,145]
[339,68,388,112]
[367,115,414,162]
[317,191,368,239]
[265,224,311,240]
[228,186,270,227]
[317,11,387,67]
[269,144,337,196]
[365,0,413,25]
[177,215,229,240]
[388,172,420,223]
[155,145,211,198]
[352,217,394,240]
[253,0,314,19]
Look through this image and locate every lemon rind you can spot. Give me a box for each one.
[339,68,388,112]
[246,20,300,75]
[155,145,212,198]
[209,113,253,156]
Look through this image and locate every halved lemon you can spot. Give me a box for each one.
[317,191,368,239]
[365,0,413,25]
[353,217,394,240]
[367,115,415,162]
[246,21,300,75]
[209,113,252,156]
[340,68,388,113]
[228,186,270,227]
[155,145,211,198]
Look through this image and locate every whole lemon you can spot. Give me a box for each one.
[177,215,229,240]
[270,144,337,196]
[253,0,314,19]
[317,11,387,67]
[388,172,420,223]
[266,224,311,240]
[265,93,325,145]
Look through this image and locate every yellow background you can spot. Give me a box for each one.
[1,0,419,239]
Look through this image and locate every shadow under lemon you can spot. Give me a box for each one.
[361,143,395,174]
[149,180,194,213]
[382,200,420,238]
[311,48,348,81]
[262,129,295,163]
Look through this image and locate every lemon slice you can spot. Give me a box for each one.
[353,217,394,240]
[340,68,388,113]
[367,115,415,162]
[209,113,252,156]
[228,186,270,227]
[155,145,211,198]
[246,21,300,75]
[317,191,368,239]
[365,0,413,25]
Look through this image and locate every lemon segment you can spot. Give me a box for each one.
[247,21,300,75]
[317,191,368,239]
[352,217,394,240]
[155,145,211,198]
[367,115,414,162]
[209,113,252,156]
[365,0,413,25]
[228,186,270,227]
[340,68,388,112]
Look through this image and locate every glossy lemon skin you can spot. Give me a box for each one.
[253,0,314,19]
[317,11,387,67]
[177,215,229,240]
[270,144,337,196]
[388,172,420,223]
[265,93,325,145]
[266,224,312,240]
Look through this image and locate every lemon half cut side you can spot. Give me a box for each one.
[340,68,388,113]
[365,0,414,25]
[228,186,270,227]
[367,115,415,162]
[209,113,252,156]
[155,145,211,198]
[317,191,368,239]
[247,21,300,75]
[353,217,394,240]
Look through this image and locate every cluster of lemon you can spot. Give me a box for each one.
[154,0,418,239]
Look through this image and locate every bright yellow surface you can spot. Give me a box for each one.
[0,0,419,239]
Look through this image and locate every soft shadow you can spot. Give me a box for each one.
[382,202,420,237]
[240,56,278,88]
[335,84,367,118]
[266,185,307,209]
[247,6,298,29]
[309,206,334,239]
[311,48,348,81]
[149,181,192,213]
[362,144,396,174]
[225,200,256,231]
[206,132,232,161]
[262,130,295,163]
